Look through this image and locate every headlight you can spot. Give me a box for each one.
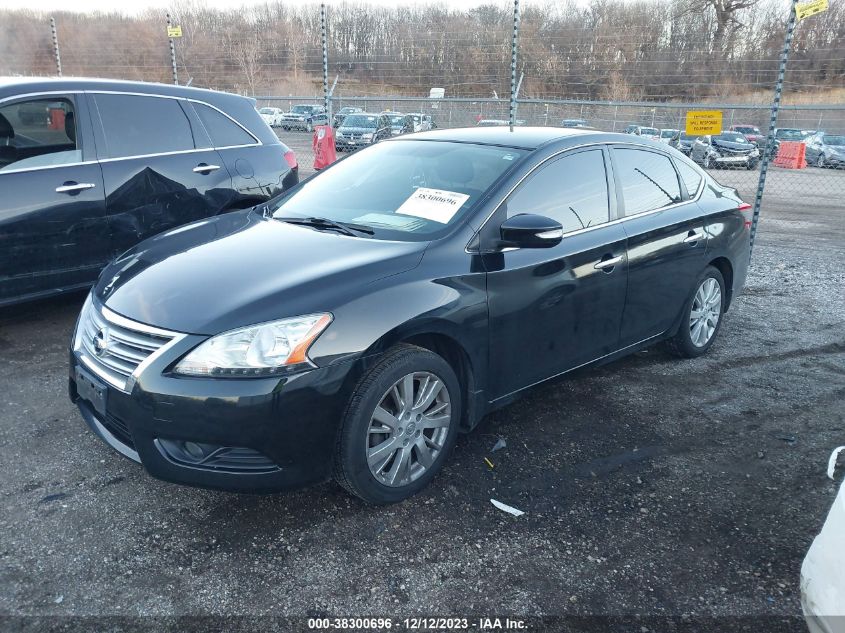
[750,148,760,157]
[174,314,332,377]
[362,133,373,140]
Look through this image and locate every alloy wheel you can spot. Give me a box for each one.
[366,371,451,487]
[689,277,721,347]
[704,154,711,169]
[817,154,825,168]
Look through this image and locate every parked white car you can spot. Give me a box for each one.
[801,446,845,633]
[659,128,680,144]
[258,107,283,128]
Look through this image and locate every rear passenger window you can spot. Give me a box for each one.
[194,103,256,148]
[675,160,703,199]
[95,94,195,158]
[507,149,610,234]
[0,96,80,172]
[614,148,682,215]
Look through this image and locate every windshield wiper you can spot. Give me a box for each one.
[275,216,374,236]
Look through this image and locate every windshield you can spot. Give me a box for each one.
[291,105,313,114]
[641,128,658,136]
[734,126,759,134]
[823,135,845,146]
[343,114,378,128]
[680,133,698,141]
[660,130,677,138]
[259,108,274,114]
[389,115,405,126]
[776,129,802,140]
[715,133,747,143]
[340,107,358,114]
[272,140,526,240]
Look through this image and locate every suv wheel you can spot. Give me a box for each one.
[666,266,726,358]
[817,154,825,168]
[334,344,461,504]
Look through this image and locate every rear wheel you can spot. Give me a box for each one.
[666,266,726,358]
[334,344,461,504]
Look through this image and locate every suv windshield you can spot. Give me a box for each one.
[715,133,747,143]
[823,135,845,146]
[389,115,405,126]
[272,140,526,240]
[342,114,377,128]
[291,105,314,114]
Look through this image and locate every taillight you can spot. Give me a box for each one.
[284,150,297,170]
[738,202,753,229]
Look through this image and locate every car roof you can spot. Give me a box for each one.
[0,76,250,104]
[393,126,664,151]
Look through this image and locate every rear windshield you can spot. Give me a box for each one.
[259,108,274,114]
[343,115,378,128]
[823,135,845,146]
[272,140,526,240]
[641,128,658,135]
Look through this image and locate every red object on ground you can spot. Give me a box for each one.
[312,125,337,170]
[48,108,65,131]
[773,141,807,169]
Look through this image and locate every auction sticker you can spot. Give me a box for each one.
[396,188,470,224]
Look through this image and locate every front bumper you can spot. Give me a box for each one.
[282,119,311,130]
[335,138,374,150]
[712,154,757,167]
[69,320,360,493]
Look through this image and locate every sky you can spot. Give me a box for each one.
[1,0,549,14]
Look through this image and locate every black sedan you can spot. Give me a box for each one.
[70,127,751,504]
[0,77,298,307]
[690,131,760,170]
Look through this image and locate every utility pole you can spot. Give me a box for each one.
[166,13,178,85]
[749,0,800,258]
[508,0,521,129]
[50,17,62,77]
[321,4,330,121]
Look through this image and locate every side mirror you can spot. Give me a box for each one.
[499,214,563,249]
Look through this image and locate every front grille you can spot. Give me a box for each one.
[716,146,751,156]
[74,296,180,392]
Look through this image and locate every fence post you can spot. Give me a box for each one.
[166,13,178,85]
[750,0,799,259]
[320,4,330,122]
[509,0,521,128]
[50,17,62,77]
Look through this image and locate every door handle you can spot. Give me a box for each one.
[55,182,96,194]
[193,164,221,174]
[594,255,624,270]
[684,230,706,244]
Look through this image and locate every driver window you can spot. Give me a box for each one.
[506,149,611,234]
[0,97,80,172]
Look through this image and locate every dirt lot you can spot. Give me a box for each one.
[0,158,843,630]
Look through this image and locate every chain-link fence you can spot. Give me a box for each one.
[2,1,844,227]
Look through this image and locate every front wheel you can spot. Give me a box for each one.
[306,121,313,133]
[817,154,825,168]
[666,266,726,358]
[703,154,712,169]
[334,344,462,504]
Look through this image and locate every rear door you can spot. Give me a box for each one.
[611,146,708,347]
[485,147,628,398]
[0,93,108,304]
[89,92,235,259]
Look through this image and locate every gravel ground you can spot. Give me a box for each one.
[0,162,843,629]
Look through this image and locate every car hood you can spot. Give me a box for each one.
[713,139,754,151]
[338,126,376,133]
[94,210,426,335]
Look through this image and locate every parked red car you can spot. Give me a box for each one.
[730,124,764,146]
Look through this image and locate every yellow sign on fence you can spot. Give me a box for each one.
[686,110,723,136]
[167,25,183,38]
[796,0,828,21]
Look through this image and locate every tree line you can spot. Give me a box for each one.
[0,0,842,101]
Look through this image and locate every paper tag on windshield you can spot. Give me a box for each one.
[395,188,470,224]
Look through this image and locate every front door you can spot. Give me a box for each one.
[0,93,108,304]
[485,147,628,398]
[88,92,234,259]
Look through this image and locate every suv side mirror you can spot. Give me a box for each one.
[500,214,563,249]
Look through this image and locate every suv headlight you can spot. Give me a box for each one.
[362,133,373,140]
[174,314,332,377]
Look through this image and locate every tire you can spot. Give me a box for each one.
[817,154,825,168]
[306,121,313,133]
[703,154,711,169]
[666,266,726,359]
[334,344,462,504]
